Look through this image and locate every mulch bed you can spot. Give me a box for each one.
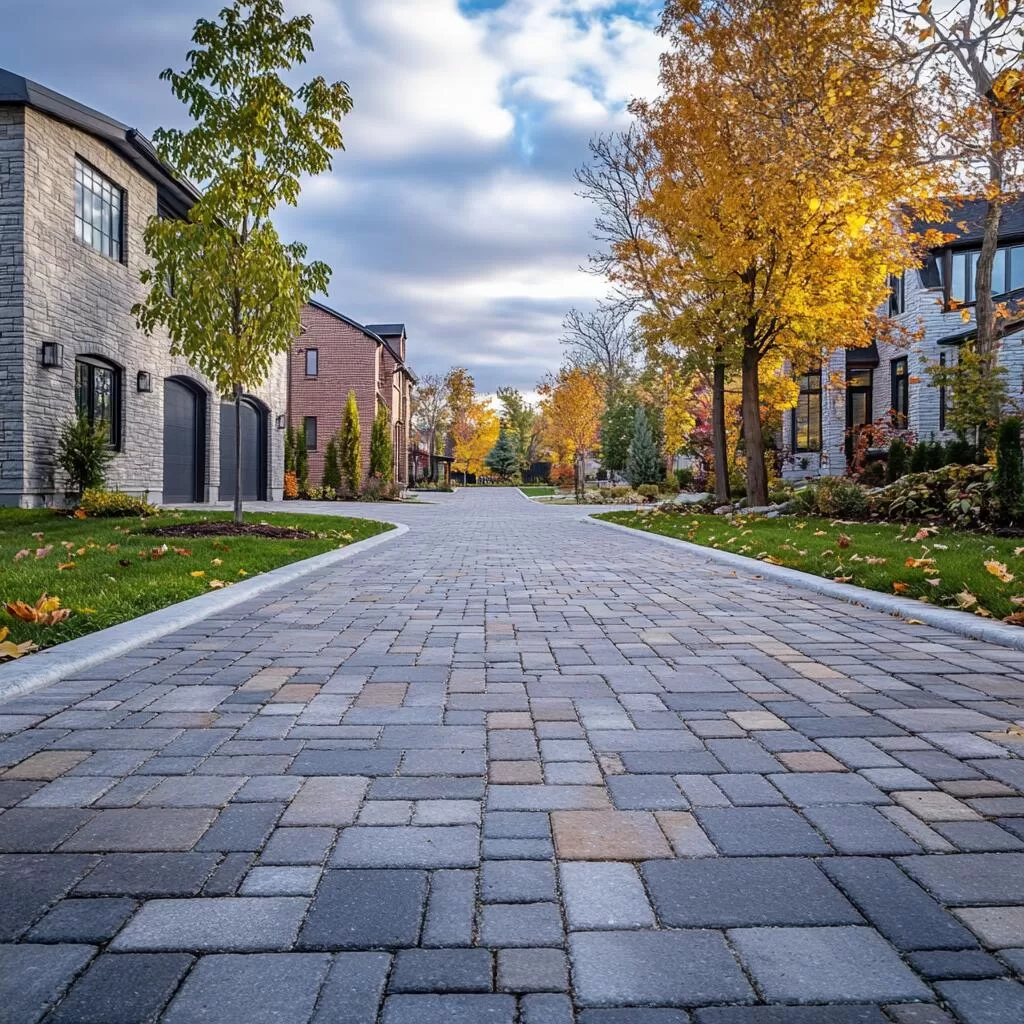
[145,521,317,540]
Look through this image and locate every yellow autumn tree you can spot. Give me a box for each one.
[539,367,604,500]
[618,0,941,505]
[452,400,500,481]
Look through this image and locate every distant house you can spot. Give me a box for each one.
[0,67,287,507]
[781,196,1024,478]
[289,302,415,489]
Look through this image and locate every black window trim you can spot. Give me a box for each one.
[791,367,822,453]
[73,155,126,264]
[305,348,318,377]
[304,415,318,452]
[890,356,909,428]
[75,354,122,450]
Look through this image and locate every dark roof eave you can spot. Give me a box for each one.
[0,67,198,219]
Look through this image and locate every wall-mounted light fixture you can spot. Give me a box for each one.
[275,414,286,429]
[40,342,63,368]
[136,370,153,393]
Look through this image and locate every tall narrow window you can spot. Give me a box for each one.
[939,353,948,431]
[74,158,124,262]
[305,349,318,377]
[1010,246,1024,291]
[890,357,909,428]
[792,368,822,452]
[887,273,905,316]
[75,357,121,448]
[304,415,317,452]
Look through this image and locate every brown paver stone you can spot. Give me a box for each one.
[551,810,673,860]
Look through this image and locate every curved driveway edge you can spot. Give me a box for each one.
[0,521,409,702]
[590,514,1024,652]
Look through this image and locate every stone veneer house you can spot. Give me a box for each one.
[781,197,1024,478]
[0,67,287,507]
[289,301,415,489]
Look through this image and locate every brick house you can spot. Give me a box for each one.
[0,67,287,507]
[781,196,1024,478]
[289,301,415,489]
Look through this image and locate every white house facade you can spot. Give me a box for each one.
[0,68,287,507]
[781,197,1024,480]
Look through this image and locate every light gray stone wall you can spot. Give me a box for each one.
[783,259,1024,480]
[11,105,285,506]
[0,107,26,506]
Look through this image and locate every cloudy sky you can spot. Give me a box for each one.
[1,0,664,393]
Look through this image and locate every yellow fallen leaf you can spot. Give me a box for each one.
[953,590,978,610]
[237,569,249,577]
[208,579,227,589]
[57,562,75,571]
[0,626,36,661]
[190,570,206,578]
[985,560,1015,583]
[906,619,925,625]
[211,558,223,567]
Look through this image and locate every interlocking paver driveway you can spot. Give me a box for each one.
[2,487,1024,1022]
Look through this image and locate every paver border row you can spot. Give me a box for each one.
[590,514,1024,652]
[0,521,410,702]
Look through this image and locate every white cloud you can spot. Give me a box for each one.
[4,0,664,392]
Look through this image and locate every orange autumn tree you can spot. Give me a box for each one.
[622,0,940,506]
[539,367,604,502]
[452,400,500,482]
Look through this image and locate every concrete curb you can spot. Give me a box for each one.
[0,521,409,702]
[590,515,1024,652]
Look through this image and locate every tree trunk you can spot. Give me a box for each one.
[741,335,768,507]
[233,385,243,524]
[712,348,731,504]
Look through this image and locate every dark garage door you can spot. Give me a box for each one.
[163,379,203,503]
[220,399,265,502]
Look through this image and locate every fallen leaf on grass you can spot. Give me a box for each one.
[190,570,206,578]
[905,558,937,570]
[985,561,1015,583]
[31,532,44,541]
[953,590,978,610]
[13,549,30,561]
[865,556,888,565]
[837,533,852,549]
[57,562,75,571]
[237,569,248,577]
[35,545,53,560]
[211,558,223,567]
[208,579,229,589]
[833,575,853,583]
[0,626,36,661]
[173,548,191,557]
[4,594,71,626]
[1002,611,1024,626]
[892,582,911,594]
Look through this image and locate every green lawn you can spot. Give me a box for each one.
[597,509,1024,623]
[520,486,556,497]
[0,508,392,651]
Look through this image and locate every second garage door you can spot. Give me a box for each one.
[219,399,266,502]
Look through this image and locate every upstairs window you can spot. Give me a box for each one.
[890,357,909,428]
[304,415,317,452]
[305,349,318,377]
[74,158,124,262]
[948,244,1024,304]
[792,368,822,452]
[887,273,905,316]
[75,356,120,449]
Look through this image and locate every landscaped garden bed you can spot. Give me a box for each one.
[597,508,1024,623]
[0,507,392,652]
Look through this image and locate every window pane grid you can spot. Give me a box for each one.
[74,158,123,261]
[793,370,822,452]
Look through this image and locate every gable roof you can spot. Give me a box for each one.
[305,301,417,383]
[0,66,200,219]
[911,195,1024,251]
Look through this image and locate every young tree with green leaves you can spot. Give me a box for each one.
[370,405,393,479]
[284,424,296,474]
[321,436,341,491]
[133,0,352,522]
[626,406,660,487]
[496,386,540,472]
[295,428,309,496]
[600,396,637,481]
[339,391,361,495]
